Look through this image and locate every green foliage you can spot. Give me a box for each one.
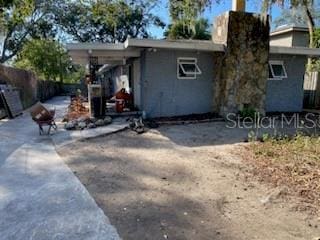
[239,106,257,119]
[0,0,165,63]
[64,65,86,84]
[169,0,210,23]
[14,39,73,82]
[0,0,58,63]
[314,28,320,48]
[248,130,258,142]
[262,133,271,142]
[253,132,320,159]
[165,18,211,40]
[166,0,218,40]
[55,0,165,43]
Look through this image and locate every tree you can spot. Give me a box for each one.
[313,28,320,48]
[0,0,59,63]
[166,0,218,40]
[55,0,165,43]
[263,0,318,71]
[262,0,316,48]
[14,39,72,82]
[273,5,320,28]
[165,18,211,40]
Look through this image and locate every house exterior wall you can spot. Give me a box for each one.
[270,29,309,47]
[133,58,142,108]
[141,49,214,117]
[292,31,309,47]
[266,54,307,112]
[270,32,293,47]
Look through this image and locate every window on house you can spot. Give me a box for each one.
[268,61,287,80]
[177,58,202,79]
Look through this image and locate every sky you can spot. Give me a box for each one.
[149,0,284,39]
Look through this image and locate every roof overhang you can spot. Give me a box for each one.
[270,46,320,57]
[66,39,320,67]
[66,39,225,66]
[67,42,140,65]
[124,38,225,52]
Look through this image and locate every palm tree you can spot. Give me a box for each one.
[167,0,215,40]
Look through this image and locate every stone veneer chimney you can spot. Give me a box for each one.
[212,7,270,116]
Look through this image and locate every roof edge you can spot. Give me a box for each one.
[125,38,225,52]
[270,46,320,56]
[66,43,125,51]
[270,26,309,36]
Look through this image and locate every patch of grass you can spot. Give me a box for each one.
[244,134,320,215]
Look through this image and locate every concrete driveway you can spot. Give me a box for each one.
[0,96,120,240]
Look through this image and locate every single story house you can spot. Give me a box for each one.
[67,6,320,118]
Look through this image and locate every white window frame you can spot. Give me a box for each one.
[268,60,288,80]
[177,57,202,80]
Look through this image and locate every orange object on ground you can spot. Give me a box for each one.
[116,99,125,113]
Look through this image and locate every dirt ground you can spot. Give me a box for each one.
[57,122,320,240]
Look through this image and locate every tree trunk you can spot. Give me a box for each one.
[304,5,315,71]
[305,6,315,48]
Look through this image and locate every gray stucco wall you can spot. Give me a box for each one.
[270,30,309,48]
[141,50,214,117]
[292,31,309,47]
[270,32,293,47]
[266,54,307,112]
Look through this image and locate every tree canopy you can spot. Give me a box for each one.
[1,0,320,76]
[273,4,320,28]
[0,0,165,63]
[54,0,165,43]
[0,0,58,63]
[14,39,72,81]
[166,0,220,40]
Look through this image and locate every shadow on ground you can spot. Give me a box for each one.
[58,122,320,240]
[58,130,239,240]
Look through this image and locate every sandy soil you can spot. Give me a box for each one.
[57,122,320,240]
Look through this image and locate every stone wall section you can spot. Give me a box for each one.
[212,11,270,116]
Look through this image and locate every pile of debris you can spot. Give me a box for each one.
[65,116,112,130]
[63,96,113,130]
[64,96,89,122]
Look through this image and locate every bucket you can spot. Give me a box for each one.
[116,99,125,113]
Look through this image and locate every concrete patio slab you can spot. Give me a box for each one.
[0,96,121,240]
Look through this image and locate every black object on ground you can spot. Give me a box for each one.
[91,96,106,118]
